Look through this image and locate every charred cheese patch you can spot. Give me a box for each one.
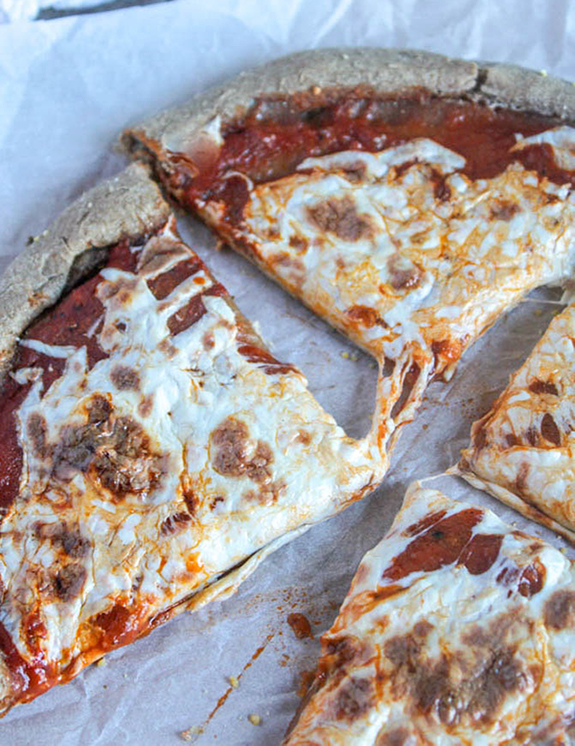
[459,302,575,541]
[0,219,382,716]
[284,484,575,745]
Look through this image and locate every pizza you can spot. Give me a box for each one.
[123,48,575,459]
[457,302,575,543]
[283,482,575,745]
[0,162,387,716]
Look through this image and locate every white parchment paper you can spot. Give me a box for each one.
[1,1,575,743]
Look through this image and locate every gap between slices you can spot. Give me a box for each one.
[0,164,390,717]
[284,481,575,745]
[123,51,575,470]
[456,302,575,543]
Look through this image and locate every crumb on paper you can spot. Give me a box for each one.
[95,657,107,668]
[540,69,548,76]
[341,351,350,359]
[180,725,203,741]
[248,714,262,726]
[312,85,321,95]
[350,352,359,362]
[561,547,568,555]
[229,675,239,689]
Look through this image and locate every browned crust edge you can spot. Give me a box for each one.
[0,163,171,385]
[120,48,575,159]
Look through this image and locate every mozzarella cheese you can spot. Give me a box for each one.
[0,219,383,714]
[198,128,575,444]
[459,302,575,541]
[284,483,575,745]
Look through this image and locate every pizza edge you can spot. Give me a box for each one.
[452,465,575,544]
[0,162,171,385]
[120,47,575,162]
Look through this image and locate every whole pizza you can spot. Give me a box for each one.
[2,48,575,742]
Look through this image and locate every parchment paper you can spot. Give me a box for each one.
[1,1,574,743]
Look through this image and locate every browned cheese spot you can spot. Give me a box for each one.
[288,234,309,253]
[541,413,561,446]
[51,563,87,602]
[346,305,380,328]
[110,365,140,391]
[50,395,164,499]
[211,417,274,484]
[244,479,285,506]
[525,426,539,447]
[333,676,375,723]
[505,433,520,448]
[515,463,531,497]
[384,619,526,727]
[341,162,368,184]
[387,254,422,291]
[211,417,251,478]
[490,199,520,221]
[529,379,559,396]
[161,511,192,536]
[544,590,575,630]
[27,413,50,459]
[34,522,90,559]
[376,727,411,746]
[306,195,374,242]
[138,395,154,419]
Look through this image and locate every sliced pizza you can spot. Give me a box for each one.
[123,49,575,456]
[0,163,387,717]
[284,482,575,745]
[458,302,575,543]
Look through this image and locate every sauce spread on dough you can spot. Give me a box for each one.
[172,91,575,214]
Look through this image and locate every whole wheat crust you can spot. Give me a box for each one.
[121,48,575,162]
[0,163,170,383]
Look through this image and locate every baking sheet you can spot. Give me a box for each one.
[1,1,574,743]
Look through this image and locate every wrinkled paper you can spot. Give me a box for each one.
[0,1,574,743]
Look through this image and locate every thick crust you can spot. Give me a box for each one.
[121,48,478,156]
[121,48,575,160]
[451,466,575,545]
[0,162,171,383]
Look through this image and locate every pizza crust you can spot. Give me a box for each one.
[0,162,170,384]
[121,48,575,162]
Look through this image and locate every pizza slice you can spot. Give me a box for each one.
[123,49,575,457]
[457,303,575,543]
[284,482,575,745]
[0,163,387,717]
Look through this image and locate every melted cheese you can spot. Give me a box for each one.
[284,484,575,745]
[198,128,575,446]
[0,219,383,712]
[459,302,575,540]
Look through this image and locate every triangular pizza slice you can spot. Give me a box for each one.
[0,164,386,716]
[124,49,575,456]
[284,482,575,745]
[458,302,575,543]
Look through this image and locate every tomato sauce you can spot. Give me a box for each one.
[173,90,575,223]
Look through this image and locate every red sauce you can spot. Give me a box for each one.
[459,533,503,575]
[93,603,142,648]
[172,91,575,222]
[167,281,227,335]
[383,509,484,581]
[287,612,313,640]
[0,619,53,706]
